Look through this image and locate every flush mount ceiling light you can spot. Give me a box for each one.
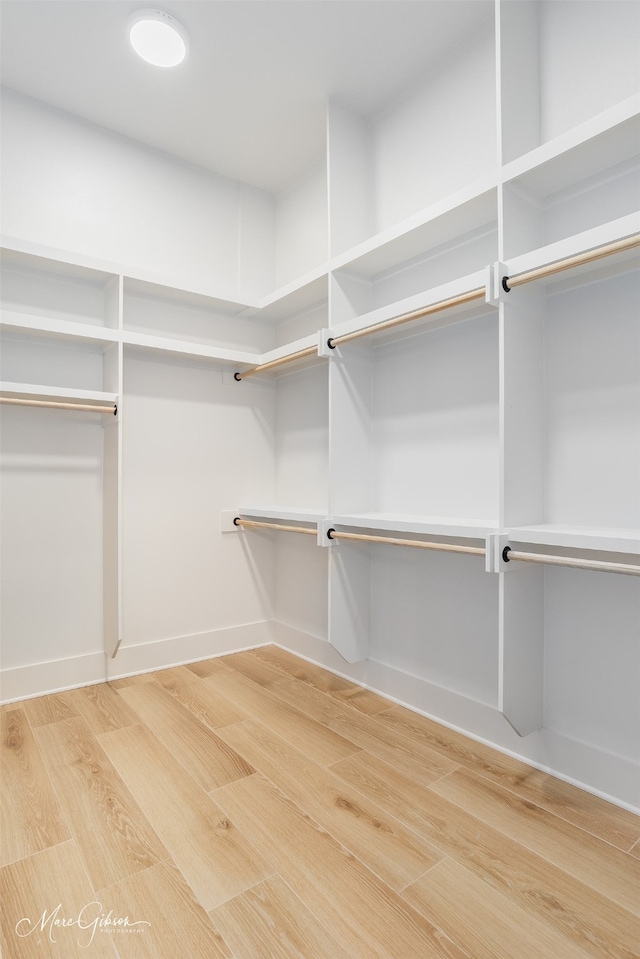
[128,9,188,68]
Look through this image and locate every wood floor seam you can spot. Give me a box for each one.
[465,764,640,852]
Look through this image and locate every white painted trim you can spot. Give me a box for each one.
[107,621,274,680]
[0,652,107,704]
[0,620,274,703]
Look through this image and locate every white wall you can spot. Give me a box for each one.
[0,405,103,668]
[0,88,275,301]
[122,353,276,647]
[544,567,640,763]
[274,161,328,287]
[540,0,640,141]
[371,24,496,230]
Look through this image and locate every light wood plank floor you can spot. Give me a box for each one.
[2,646,639,959]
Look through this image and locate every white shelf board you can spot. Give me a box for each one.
[327,269,491,346]
[0,310,120,344]
[1,242,118,286]
[2,235,259,311]
[504,213,640,284]
[332,512,498,540]
[507,525,640,555]
[0,381,117,404]
[330,179,497,279]
[123,276,251,316]
[243,267,329,321]
[502,96,640,197]
[249,333,318,365]
[238,506,326,523]
[121,329,258,365]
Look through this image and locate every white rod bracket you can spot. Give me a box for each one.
[221,510,240,532]
[317,518,334,546]
[495,533,514,573]
[318,330,335,359]
[489,262,508,305]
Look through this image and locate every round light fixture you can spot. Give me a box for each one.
[128,9,188,68]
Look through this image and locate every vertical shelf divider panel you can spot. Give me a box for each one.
[327,334,373,661]
[103,275,123,659]
[497,135,547,736]
[497,0,540,165]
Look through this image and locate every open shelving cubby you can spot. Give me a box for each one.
[0,247,123,665]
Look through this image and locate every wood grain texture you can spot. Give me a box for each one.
[0,841,116,958]
[221,650,294,686]
[117,681,254,792]
[271,676,460,786]
[217,718,443,891]
[214,773,469,959]
[331,749,640,959]
[430,768,640,917]
[101,859,231,959]
[1,708,70,866]
[108,672,157,689]
[34,716,168,891]
[186,658,235,679]
[249,645,356,692]
[239,648,392,714]
[402,857,591,959]
[5,649,638,959]
[62,682,139,735]
[210,874,344,959]
[153,665,248,728]
[330,684,393,715]
[21,690,78,727]
[203,667,360,766]
[99,723,270,911]
[377,704,640,851]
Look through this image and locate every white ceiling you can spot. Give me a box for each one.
[0,0,493,194]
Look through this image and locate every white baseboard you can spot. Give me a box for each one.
[107,620,274,681]
[2,618,637,814]
[273,622,640,815]
[0,620,274,704]
[0,652,107,704]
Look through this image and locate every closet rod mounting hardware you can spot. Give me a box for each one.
[326,286,486,350]
[0,396,118,415]
[502,233,640,292]
[502,546,640,577]
[234,517,317,536]
[234,345,319,381]
[327,528,485,556]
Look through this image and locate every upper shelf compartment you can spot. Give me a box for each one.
[499,0,640,166]
[122,276,270,361]
[327,12,497,263]
[1,246,120,332]
[501,114,640,261]
[246,271,329,350]
[330,185,497,323]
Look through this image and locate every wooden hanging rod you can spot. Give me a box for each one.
[233,287,487,381]
[0,396,117,415]
[502,233,640,291]
[234,517,317,536]
[234,345,319,381]
[502,547,640,577]
[327,287,486,349]
[327,528,486,556]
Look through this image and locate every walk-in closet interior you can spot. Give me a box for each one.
[1,0,639,811]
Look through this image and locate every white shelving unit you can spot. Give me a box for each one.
[1,0,639,809]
